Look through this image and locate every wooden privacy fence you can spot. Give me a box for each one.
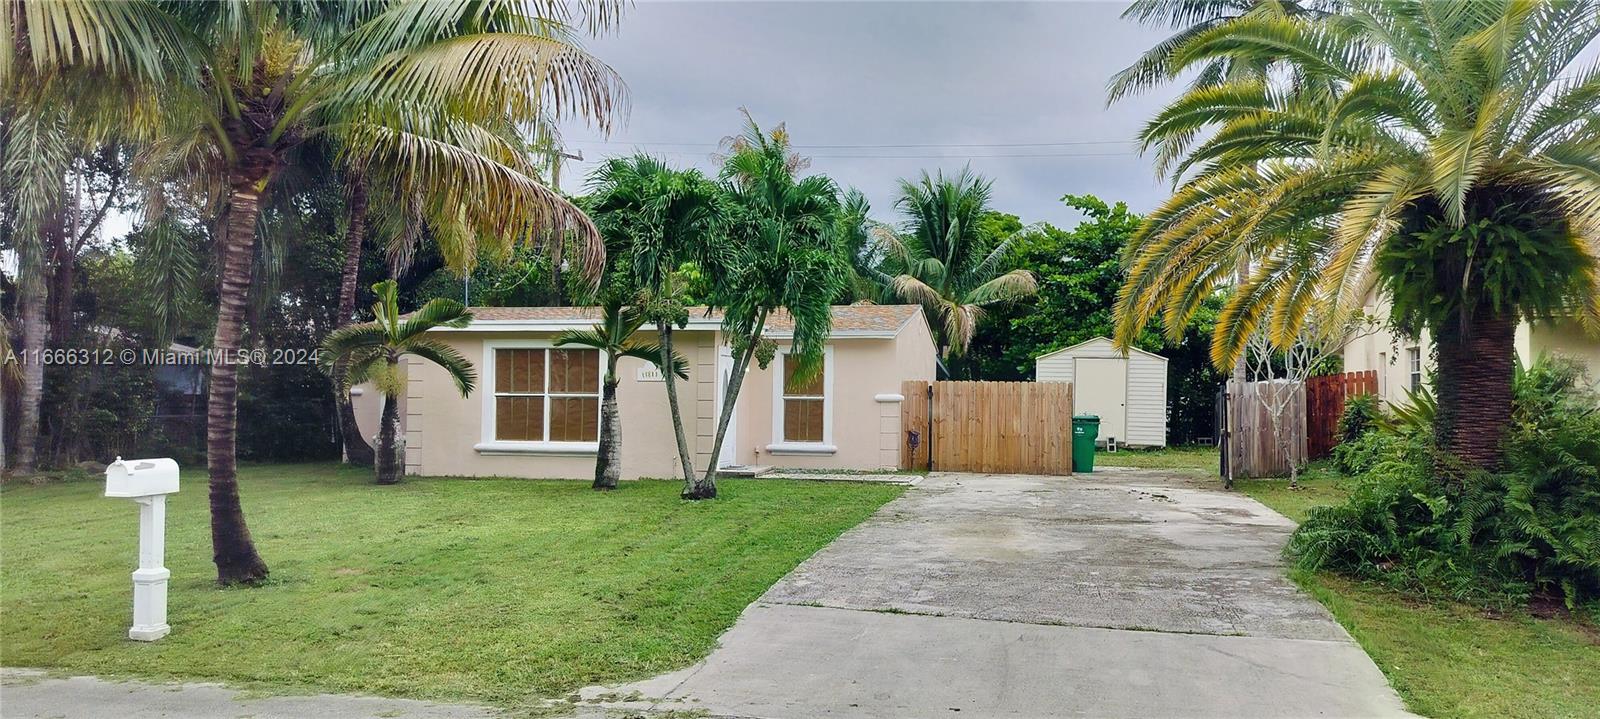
[1306,370,1379,459]
[1226,378,1307,479]
[900,380,1074,475]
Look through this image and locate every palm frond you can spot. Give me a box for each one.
[403,337,477,397]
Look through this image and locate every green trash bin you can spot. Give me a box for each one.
[1072,415,1100,473]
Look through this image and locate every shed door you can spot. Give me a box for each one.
[1075,357,1127,445]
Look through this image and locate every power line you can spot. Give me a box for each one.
[567,147,1141,160]
[567,138,1138,150]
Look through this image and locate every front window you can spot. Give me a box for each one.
[781,355,826,442]
[492,347,600,443]
[1407,347,1422,392]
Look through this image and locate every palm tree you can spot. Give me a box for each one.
[3,1,183,474]
[555,294,687,490]
[1108,0,1335,177]
[1115,1,1600,471]
[881,168,1037,360]
[131,0,623,584]
[586,154,724,488]
[0,110,65,475]
[690,111,850,500]
[321,280,476,485]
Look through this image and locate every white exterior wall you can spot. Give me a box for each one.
[1035,337,1168,448]
[1343,290,1600,406]
[1124,352,1168,447]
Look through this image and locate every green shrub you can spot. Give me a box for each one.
[1289,356,1600,610]
[1331,394,1384,474]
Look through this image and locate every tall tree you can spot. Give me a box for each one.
[321,280,476,485]
[1116,1,1600,471]
[586,154,723,488]
[0,110,65,475]
[130,0,622,584]
[881,167,1037,359]
[555,294,687,489]
[689,111,849,500]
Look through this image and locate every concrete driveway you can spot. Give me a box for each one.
[593,469,1411,718]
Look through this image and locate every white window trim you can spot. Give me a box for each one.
[768,346,836,455]
[1407,346,1423,392]
[477,339,603,454]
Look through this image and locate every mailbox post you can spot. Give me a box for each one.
[105,457,180,641]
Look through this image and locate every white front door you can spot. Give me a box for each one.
[717,348,738,468]
[1075,357,1128,446]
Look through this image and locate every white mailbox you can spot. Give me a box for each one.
[105,457,180,498]
[105,457,178,641]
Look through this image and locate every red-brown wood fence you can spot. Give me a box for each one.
[1306,370,1378,459]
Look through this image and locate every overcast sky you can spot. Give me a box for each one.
[555,1,1182,229]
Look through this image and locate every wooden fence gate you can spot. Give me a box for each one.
[1306,370,1379,459]
[1224,378,1308,479]
[900,380,1074,475]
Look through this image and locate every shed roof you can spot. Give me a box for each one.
[1034,336,1168,363]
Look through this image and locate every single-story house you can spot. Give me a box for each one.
[1034,337,1169,448]
[1342,291,1600,406]
[352,304,937,479]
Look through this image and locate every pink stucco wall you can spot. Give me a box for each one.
[354,310,937,480]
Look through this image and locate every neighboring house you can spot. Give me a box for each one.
[354,305,937,479]
[1343,292,1600,407]
[1035,337,1169,449]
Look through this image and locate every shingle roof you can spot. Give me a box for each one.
[453,304,922,335]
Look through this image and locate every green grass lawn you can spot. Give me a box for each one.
[1238,470,1600,719]
[1093,444,1217,471]
[0,463,903,709]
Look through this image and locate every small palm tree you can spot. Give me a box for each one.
[883,167,1037,359]
[586,154,724,487]
[695,111,850,500]
[321,280,476,485]
[555,295,687,490]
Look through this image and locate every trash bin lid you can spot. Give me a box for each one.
[1073,414,1100,421]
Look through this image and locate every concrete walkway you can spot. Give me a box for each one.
[587,469,1412,718]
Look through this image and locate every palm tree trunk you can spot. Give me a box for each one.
[12,265,46,474]
[333,178,374,467]
[49,224,73,345]
[594,370,621,490]
[375,384,401,485]
[1432,309,1515,473]
[692,311,767,500]
[206,188,271,586]
[659,324,696,489]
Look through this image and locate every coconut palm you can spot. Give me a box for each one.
[586,154,724,487]
[690,111,850,500]
[3,0,185,474]
[881,167,1037,359]
[0,110,66,475]
[1115,1,1600,471]
[321,280,476,485]
[555,294,687,490]
[128,0,623,584]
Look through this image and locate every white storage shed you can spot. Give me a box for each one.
[1035,337,1169,448]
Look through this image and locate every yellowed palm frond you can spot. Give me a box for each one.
[1324,164,1427,318]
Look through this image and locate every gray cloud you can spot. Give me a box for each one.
[556,1,1182,229]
